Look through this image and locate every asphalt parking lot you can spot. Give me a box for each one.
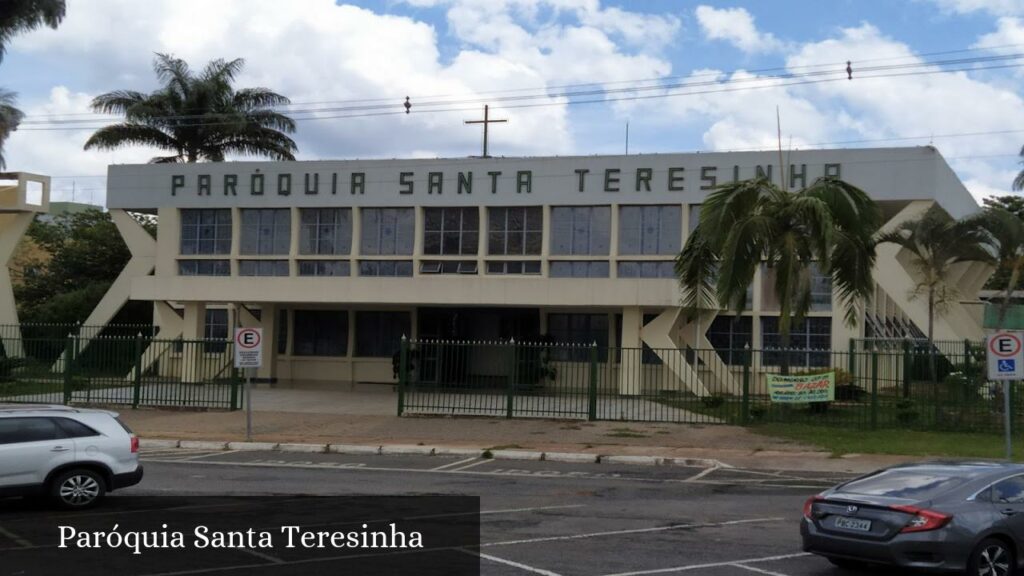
[0,448,879,576]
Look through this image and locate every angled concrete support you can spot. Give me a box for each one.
[54,210,156,371]
[0,212,34,357]
[619,306,715,397]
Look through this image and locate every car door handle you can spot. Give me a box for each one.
[1001,508,1019,516]
[50,446,70,452]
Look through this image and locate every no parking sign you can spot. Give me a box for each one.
[234,327,263,369]
[987,331,1024,380]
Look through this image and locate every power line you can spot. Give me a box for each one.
[18,45,1024,123]
[16,59,1024,131]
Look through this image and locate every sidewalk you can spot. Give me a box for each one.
[118,406,916,474]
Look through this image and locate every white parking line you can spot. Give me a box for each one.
[432,456,480,471]
[448,459,495,472]
[732,564,791,576]
[473,550,565,576]
[601,553,812,576]
[0,525,32,547]
[682,466,719,483]
[484,517,785,547]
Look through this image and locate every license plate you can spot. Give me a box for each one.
[834,516,872,532]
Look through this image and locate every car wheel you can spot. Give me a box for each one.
[969,538,1015,576]
[50,469,106,509]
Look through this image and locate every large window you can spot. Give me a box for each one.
[705,316,752,365]
[178,260,229,276]
[277,309,288,354]
[204,309,228,353]
[239,260,289,276]
[424,207,479,255]
[487,261,541,275]
[619,205,681,255]
[292,310,348,356]
[617,261,675,278]
[240,208,290,255]
[180,209,231,255]
[300,208,351,255]
[550,261,609,278]
[550,206,610,255]
[760,316,831,367]
[355,311,411,358]
[359,260,413,277]
[361,208,414,255]
[298,261,350,277]
[547,313,609,361]
[489,207,542,255]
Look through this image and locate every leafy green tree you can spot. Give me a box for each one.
[1015,146,1024,192]
[676,176,880,373]
[973,205,1024,330]
[84,54,297,163]
[15,209,154,325]
[877,206,993,379]
[982,196,1024,291]
[0,0,66,169]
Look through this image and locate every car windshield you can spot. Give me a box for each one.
[840,468,973,499]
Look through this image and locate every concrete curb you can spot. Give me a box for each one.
[141,438,731,469]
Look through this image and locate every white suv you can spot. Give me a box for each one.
[0,405,143,508]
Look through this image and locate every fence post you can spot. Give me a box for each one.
[62,332,74,404]
[588,341,598,421]
[228,365,240,410]
[902,339,911,399]
[506,338,517,419]
[398,335,408,417]
[847,338,856,383]
[131,332,143,408]
[871,346,879,430]
[742,344,751,425]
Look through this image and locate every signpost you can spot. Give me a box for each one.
[234,327,263,441]
[987,331,1023,460]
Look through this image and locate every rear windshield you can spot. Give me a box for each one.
[840,469,971,499]
[115,416,134,434]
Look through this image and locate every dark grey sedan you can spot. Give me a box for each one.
[802,462,1024,575]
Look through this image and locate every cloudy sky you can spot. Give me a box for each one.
[3,0,1024,205]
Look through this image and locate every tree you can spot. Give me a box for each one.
[84,54,297,163]
[0,0,66,169]
[0,88,23,169]
[981,195,1024,292]
[1015,145,1024,192]
[14,209,155,325]
[877,205,993,379]
[676,176,880,373]
[974,205,1024,330]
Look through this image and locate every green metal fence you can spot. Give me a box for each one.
[398,338,1018,433]
[0,332,241,410]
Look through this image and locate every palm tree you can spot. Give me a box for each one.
[0,89,24,169]
[84,54,297,163]
[0,0,66,169]
[877,205,993,380]
[974,205,1024,330]
[1015,145,1024,191]
[676,176,880,373]
[0,0,66,62]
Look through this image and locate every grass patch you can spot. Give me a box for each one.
[754,422,1024,459]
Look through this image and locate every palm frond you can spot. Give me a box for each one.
[675,227,719,320]
[83,123,180,156]
[90,90,148,115]
[0,0,66,62]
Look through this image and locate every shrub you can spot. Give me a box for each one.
[0,357,26,382]
[895,399,919,425]
[701,395,725,409]
[749,405,767,420]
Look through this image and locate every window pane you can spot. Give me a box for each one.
[618,206,641,255]
[355,311,411,358]
[293,310,348,356]
[0,417,61,444]
[550,207,572,255]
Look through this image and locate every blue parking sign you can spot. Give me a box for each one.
[999,359,1017,373]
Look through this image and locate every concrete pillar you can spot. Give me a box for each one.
[181,302,206,383]
[619,306,642,395]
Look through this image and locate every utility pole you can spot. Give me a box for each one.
[464,105,507,158]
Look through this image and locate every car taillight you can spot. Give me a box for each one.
[130,436,139,454]
[803,496,824,519]
[891,505,951,532]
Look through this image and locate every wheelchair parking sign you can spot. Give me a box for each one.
[988,332,1024,380]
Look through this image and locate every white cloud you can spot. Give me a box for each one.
[927,0,1024,16]
[5,0,679,190]
[974,16,1024,51]
[694,5,783,54]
